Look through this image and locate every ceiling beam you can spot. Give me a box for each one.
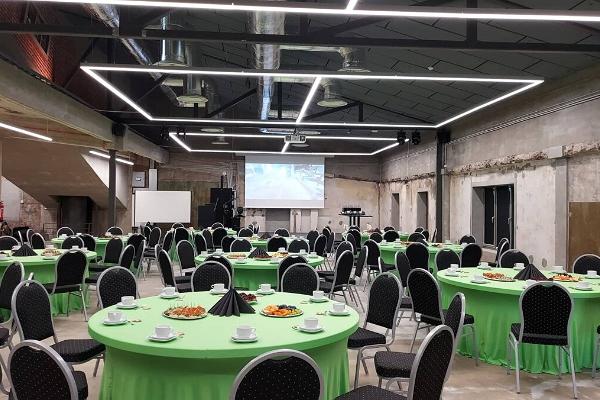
[207,88,257,118]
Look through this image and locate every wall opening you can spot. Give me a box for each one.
[391,193,400,230]
[472,185,514,247]
[416,191,428,230]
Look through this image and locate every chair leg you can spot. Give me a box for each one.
[79,290,88,322]
[361,358,369,375]
[378,377,382,388]
[93,357,102,377]
[514,341,521,394]
[593,333,599,378]
[66,292,71,317]
[353,286,365,312]
[558,346,563,379]
[410,321,420,353]
[354,350,362,389]
[468,324,479,366]
[567,346,578,399]
[506,339,512,375]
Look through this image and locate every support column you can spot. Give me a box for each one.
[436,129,450,242]
[554,157,568,267]
[108,149,117,227]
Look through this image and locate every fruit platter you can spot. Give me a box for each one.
[260,304,303,318]
[240,293,258,304]
[41,248,62,257]
[483,272,515,282]
[550,273,580,282]
[162,305,207,320]
[226,253,248,260]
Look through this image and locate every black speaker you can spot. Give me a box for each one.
[197,205,216,229]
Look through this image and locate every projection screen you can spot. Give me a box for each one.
[134,190,191,224]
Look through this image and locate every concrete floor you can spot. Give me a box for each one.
[2,271,599,400]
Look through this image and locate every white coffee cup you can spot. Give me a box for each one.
[155,325,172,338]
[59,234,67,238]
[577,281,592,289]
[81,247,87,252]
[588,270,598,277]
[514,263,525,269]
[259,283,271,292]
[46,244,55,249]
[303,317,319,329]
[450,264,459,271]
[76,232,82,236]
[200,251,208,256]
[215,248,223,254]
[278,247,286,252]
[525,279,536,287]
[11,246,19,251]
[121,296,134,306]
[107,311,122,322]
[211,283,225,292]
[553,265,565,272]
[473,274,484,282]
[445,240,452,244]
[310,251,316,256]
[312,290,324,300]
[71,245,79,250]
[299,249,306,254]
[236,325,256,339]
[162,286,176,296]
[0,254,7,260]
[332,302,346,313]
[480,262,489,268]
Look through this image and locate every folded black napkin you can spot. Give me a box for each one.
[514,264,549,281]
[208,288,255,317]
[249,248,269,258]
[259,232,271,239]
[12,244,37,257]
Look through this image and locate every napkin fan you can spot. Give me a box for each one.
[248,248,269,259]
[513,264,549,281]
[208,288,255,317]
[12,244,37,257]
[259,232,271,240]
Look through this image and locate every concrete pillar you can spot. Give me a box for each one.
[436,129,450,241]
[108,149,116,227]
[554,158,568,267]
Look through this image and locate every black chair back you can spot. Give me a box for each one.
[12,280,55,341]
[0,235,18,251]
[495,238,509,263]
[172,223,184,229]
[143,225,152,240]
[459,234,476,244]
[369,232,383,243]
[9,340,80,400]
[348,225,359,231]
[414,227,424,233]
[274,228,290,237]
[288,239,309,253]
[126,233,145,253]
[211,222,224,229]
[345,234,357,255]
[0,261,24,311]
[202,229,214,250]
[383,226,395,232]
[53,250,87,290]
[499,249,529,268]
[573,254,600,274]
[461,243,482,267]
[25,229,33,244]
[97,266,138,308]
[306,230,319,251]
[383,230,400,242]
[313,235,327,257]
[56,227,74,237]
[408,232,426,243]
[174,227,190,246]
[79,234,96,251]
[406,242,429,269]
[330,250,355,289]
[407,268,443,325]
[194,233,207,253]
[221,236,235,252]
[60,236,84,250]
[118,245,135,270]
[444,293,466,344]
[335,241,353,261]
[421,230,429,241]
[267,236,288,252]
[238,228,253,238]
[325,232,334,255]
[205,255,234,279]
[280,264,320,295]
[231,238,252,252]
[518,283,573,346]
[104,237,124,264]
[365,273,402,330]
[212,227,228,249]
[191,261,231,292]
[435,249,460,271]
[148,227,161,247]
[162,230,174,253]
[395,251,411,288]
[107,226,123,235]
[30,233,46,249]
[364,239,380,267]
[231,350,322,400]
[157,250,176,287]
[321,227,331,238]
[354,246,368,279]
[131,239,145,276]
[347,229,361,250]
[177,240,196,270]
[277,255,308,288]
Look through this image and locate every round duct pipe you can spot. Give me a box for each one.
[317,79,348,108]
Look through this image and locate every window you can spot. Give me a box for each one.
[24,5,50,53]
[473,185,514,247]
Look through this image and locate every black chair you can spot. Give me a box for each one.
[321,227,331,239]
[85,244,135,288]
[345,234,357,256]
[61,236,84,250]
[267,236,288,252]
[231,238,252,252]
[326,246,368,311]
[407,232,426,243]
[231,349,323,400]
[0,261,24,381]
[194,233,208,253]
[347,273,402,388]
[89,237,123,273]
[238,228,253,238]
[421,230,430,241]
[44,250,88,320]
[106,226,123,235]
[499,249,529,268]
[0,236,18,251]
[12,280,105,373]
[405,242,429,270]
[493,238,510,267]
[30,233,46,249]
[221,236,235,252]
[130,239,145,278]
[97,266,138,309]
[369,232,383,243]
[414,227,424,233]
[212,227,228,249]
[373,292,465,390]
[143,225,152,240]
[157,250,191,293]
[211,222,224,229]
[274,228,290,237]
[202,229,214,251]
[347,230,361,250]
[142,227,161,267]
[162,230,174,254]
[306,230,319,252]
[364,239,380,277]
[313,235,327,257]
[56,227,74,237]
[435,248,460,272]
[394,252,413,325]
[507,282,577,397]
[251,223,260,234]
[320,250,354,303]
[461,243,482,267]
[79,234,96,252]
[177,240,197,273]
[126,233,145,254]
[174,227,190,247]
[348,225,359,231]
[407,268,478,364]
[572,254,600,274]
[9,340,88,400]
[383,230,400,242]
[280,263,320,295]
[277,255,308,289]
[319,241,353,279]
[172,223,184,229]
[288,239,309,254]
[325,232,335,259]
[459,234,476,244]
[191,261,232,292]
[205,255,234,281]
[383,226,395,232]
[336,325,455,400]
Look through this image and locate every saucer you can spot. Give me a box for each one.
[307,255,319,259]
[210,289,229,295]
[256,289,275,295]
[574,285,593,291]
[297,325,324,333]
[586,275,600,279]
[513,266,525,271]
[159,293,179,299]
[328,309,350,316]
[309,297,328,303]
[147,332,177,342]
[445,271,459,277]
[477,265,492,270]
[236,260,248,264]
[103,317,128,326]
[116,302,138,309]
[231,333,258,343]
[470,279,487,284]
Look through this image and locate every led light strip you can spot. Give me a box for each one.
[296,77,322,124]
[23,1,600,22]
[281,142,290,153]
[0,121,53,142]
[89,150,135,165]
[177,131,397,141]
[346,0,359,11]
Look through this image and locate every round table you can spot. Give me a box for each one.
[51,236,128,259]
[437,268,600,374]
[243,236,297,250]
[195,252,325,290]
[88,291,359,400]
[0,249,97,316]
[378,242,464,272]
[359,231,410,245]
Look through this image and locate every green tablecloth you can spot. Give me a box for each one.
[358,231,410,245]
[52,236,128,259]
[195,252,324,289]
[0,249,97,316]
[88,291,359,400]
[378,242,464,272]
[437,267,600,374]
[244,236,297,250]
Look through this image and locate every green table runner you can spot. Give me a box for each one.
[195,252,324,289]
[88,291,359,400]
[437,267,600,374]
[378,242,464,272]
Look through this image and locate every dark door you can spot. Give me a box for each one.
[496,185,513,247]
[484,187,495,245]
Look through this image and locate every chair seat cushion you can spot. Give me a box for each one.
[175,275,191,284]
[0,327,9,345]
[400,297,412,309]
[73,370,88,400]
[347,327,387,349]
[51,339,105,363]
[317,270,335,278]
[88,263,113,273]
[319,281,344,293]
[336,385,406,400]
[421,309,474,326]
[42,283,80,294]
[176,282,192,293]
[143,249,156,257]
[510,323,568,346]
[84,274,100,285]
[374,351,415,378]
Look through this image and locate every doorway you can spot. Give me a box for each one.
[474,184,514,247]
[568,202,600,268]
[416,191,428,230]
[391,193,400,230]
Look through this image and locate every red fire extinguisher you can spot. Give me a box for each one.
[0,201,5,221]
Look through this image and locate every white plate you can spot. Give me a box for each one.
[236,260,248,264]
[210,289,229,295]
[477,266,492,270]
[470,279,488,284]
[103,318,128,326]
[309,297,328,303]
[574,286,593,291]
[585,275,600,279]
[147,333,177,342]
[307,255,319,259]
[297,325,324,333]
[445,272,459,277]
[513,266,525,271]
[159,293,179,299]
[256,289,275,295]
[116,302,138,309]
[231,334,258,343]
[328,309,350,316]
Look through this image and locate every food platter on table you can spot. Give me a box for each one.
[162,305,207,320]
[240,293,258,305]
[260,304,303,318]
[483,272,516,282]
[226,253,247,260]
[550,273,580,282]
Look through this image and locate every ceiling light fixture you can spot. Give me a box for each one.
[281,142,290,153]
[411,131,421,145]
[346,0,359,11]
[0,121,53,142]
[296,77,322,124]
[175,131,397,141]
[89,150,135,165]
[24,1,600,22]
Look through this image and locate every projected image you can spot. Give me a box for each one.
[245,162,324,207]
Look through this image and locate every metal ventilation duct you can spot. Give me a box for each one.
[155,15,186,87]
[177,75,208,107]
[318,79,348,108]
[339,48,370,72]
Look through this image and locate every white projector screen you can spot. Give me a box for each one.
[134,191,191,224]
[245,155,325,208]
